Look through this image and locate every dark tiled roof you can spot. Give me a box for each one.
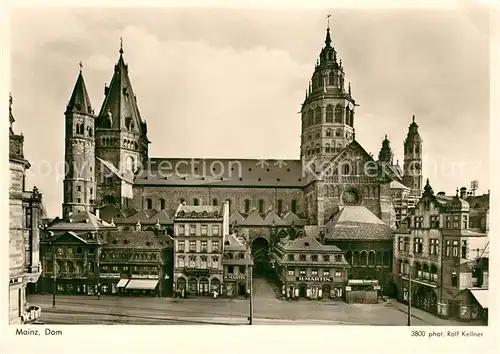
[175,205,222,219]
[279,234,341,252]
[47,210,115,231]
[104,231,170,250]
[223,234,247,251]
[325,206,392,240]
[95,51,146,137]
[134,158,305,187]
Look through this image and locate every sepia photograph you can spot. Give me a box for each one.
[6,2,492,335]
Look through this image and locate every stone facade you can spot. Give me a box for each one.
[394,180,489,319]
[9,95,43,324]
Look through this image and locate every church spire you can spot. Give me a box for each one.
[325,14,332,47]
[66,62,93,115]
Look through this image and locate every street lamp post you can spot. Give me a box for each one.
[96,246,101,300]
[248,264,253,325]
[52,243,56,308]
[407,265,412,326]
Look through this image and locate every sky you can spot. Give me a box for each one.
[9,6,490,218]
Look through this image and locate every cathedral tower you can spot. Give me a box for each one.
[300,25,356,166]
[62,64,96,218]
[94,42,150,206]
[378,134,394,164]
[403,115,423,198]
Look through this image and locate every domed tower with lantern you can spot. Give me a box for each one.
[300,23,357,167]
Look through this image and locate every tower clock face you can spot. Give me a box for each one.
[342,188,361,206]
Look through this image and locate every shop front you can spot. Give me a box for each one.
[223,275,247,297]
[284,277,343,300]
[100,273,121,295]
[123,274,160,296]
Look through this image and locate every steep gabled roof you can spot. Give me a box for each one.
[66,70,93,115]
[96,48,145,135]
[325,206,392,240]
[47,210,115,231]
[96,157,134,183]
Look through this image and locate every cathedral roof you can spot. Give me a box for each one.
[324,206,393,240]
[134,158,306,188]
[96,44,146,135]
[66,68,93,115]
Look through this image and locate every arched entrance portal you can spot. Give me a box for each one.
[251,237,270,276]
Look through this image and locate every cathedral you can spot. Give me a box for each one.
[60,25,423,256]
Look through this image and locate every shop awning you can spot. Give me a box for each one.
[125,279,159,290]
[469,289,488,309]
[117,279,130,288]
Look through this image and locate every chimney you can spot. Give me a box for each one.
[460,187,467,199]
[95,209,100,219]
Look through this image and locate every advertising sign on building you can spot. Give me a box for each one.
[100,273,121,279]
[296,276,332,282]
[224,275,246,281]
[348,279,379,285]
[131,274,159,279]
